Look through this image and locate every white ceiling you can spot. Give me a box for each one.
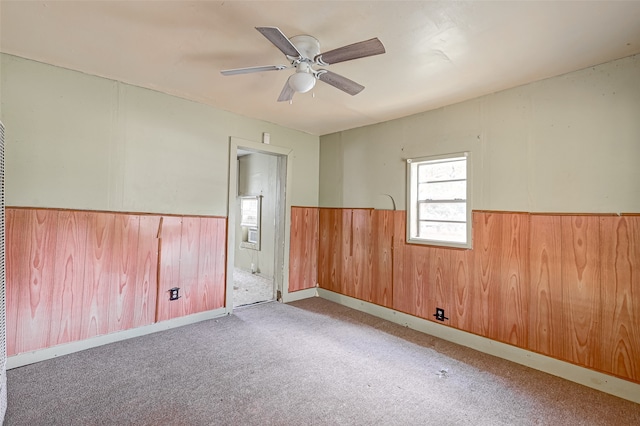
[1,1,640,136]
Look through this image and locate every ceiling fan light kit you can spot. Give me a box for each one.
[288,67,316,93]
[221,26,385,102]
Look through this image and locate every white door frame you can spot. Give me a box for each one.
[226,137,297,313]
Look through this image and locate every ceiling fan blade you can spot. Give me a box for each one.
[277,78,295,102]
[256,26,302,58]
[317,70,365,96]
[220,65,287,76]
[315,38,385,65]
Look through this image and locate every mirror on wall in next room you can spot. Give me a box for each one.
[239,195,261,251]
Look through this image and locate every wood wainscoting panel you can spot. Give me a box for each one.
[49,210,89,347]
[318,208,343,293]
[156,216,183,322]
[451,244,474,331]
[289,207,319,292]
[81,212,116,340]
[472,212,503,340]
[5,208,32,356]
[561,215,602,369]
[392,211,432,318]
[528,215,563,358]
[340,209,355,298]
[5,207,226,356]
[600,215,640,382]
[426,247,452,325]
[108,215,141,334]
[391,211,409,314]
[14,209,59,354]
[134,215,160,327]
[178,217,201,317]
[370,210,393,307]
[5,208,25,355]
[344,209,371,301]
[498,212,530,347]
[397,240,429,318]
[198,217,226,312]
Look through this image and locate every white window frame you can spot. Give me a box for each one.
[239,195,262,250]
[406,152,472,249]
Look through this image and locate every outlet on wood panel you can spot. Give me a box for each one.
[169,287,181,301]
[434,308,449,322]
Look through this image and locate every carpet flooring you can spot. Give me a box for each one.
[5,297,640,425]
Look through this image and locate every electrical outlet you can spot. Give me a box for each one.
[433,307,448,321]
[169,287,181,301]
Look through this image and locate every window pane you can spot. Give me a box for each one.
[240,198,258,227]
[418,180,466,201]
[408,153,470,248]
[419,221,467,243]
[418,159,466,182]
[419,202,466,222]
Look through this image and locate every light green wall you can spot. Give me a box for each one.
[4,52,638,215]
[320,54,640,213]
[0,53,319,215]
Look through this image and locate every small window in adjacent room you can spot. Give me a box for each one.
[239,195,261,250]
[406,152,471,249]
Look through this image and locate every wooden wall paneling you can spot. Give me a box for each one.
[178,217,201,317]
[108,214,141,334]
[134,215,160,327]
[341,209,355,297]
[195,217,212,313]
[318,209,342,293]
[472,212,503,339]
[450,242,474,331]
[81,212,115,340]
[198,217,226,312]
[528,215,563,358]
[395,243,429,318]
[14,209,58,353]
[391,210,411,312]
[212,218,227,309]
[288,207,304,292]
[371,210,393,307]
[348,209,371,301]
[425,247,452,324]
[49,210,88,346]
[157,216,183,322]
[289,207,319,292]
[391,211,415,315]
[499,213,530,346]
[317,209,329,290]
[600,215,640,382]
[561,215,602,369]
[5,208,29,355]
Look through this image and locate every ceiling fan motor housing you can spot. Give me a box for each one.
[288,35,321,62]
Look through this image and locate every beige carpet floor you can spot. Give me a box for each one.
[5,297,640,425]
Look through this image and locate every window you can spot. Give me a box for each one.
[239,196,261,250]
[406,152,471,248]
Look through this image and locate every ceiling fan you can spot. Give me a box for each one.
[220,27,385,102]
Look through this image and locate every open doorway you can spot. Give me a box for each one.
[226,138,290,311]
[233,152,278,307]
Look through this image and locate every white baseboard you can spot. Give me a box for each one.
[317,289,640,404]
[7,307,228,370]
[283,287,318,303]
